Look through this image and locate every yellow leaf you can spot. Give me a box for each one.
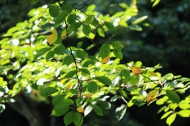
[77,107,84,113]
[132,67,141,75]
[61,29,67,39]
[146,90,159,102]
[46,29,57,45]
[60,78,67,84]
[101,55,110,64]
[85,93,93,98]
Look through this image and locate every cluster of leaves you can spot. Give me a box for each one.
[0,0,190,126]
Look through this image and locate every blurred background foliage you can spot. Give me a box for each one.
[0,0,190,126]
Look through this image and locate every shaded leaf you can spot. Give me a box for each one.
[105,22,114,31]
[63,111,73,125]
[83,24,91,36]
[46,51,54,61]
[99,43,110,59]
[64,55,74,65]
[93,105,103,116]
[166,90,180,103]
[52,103,70,116]
[95,76,112,85]
[87,81,98,93]
[49,5,59,18]
[40,87,58,97]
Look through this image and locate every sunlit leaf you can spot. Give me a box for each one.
[146,90,159,102]
[132,67,142,75]
[77,107,84,113]
[115,104,127,121]
[166,113,176,126]
[177,110,190,117]
[84,105,93,117]
[101,55,110,64]
[46,29,58,45]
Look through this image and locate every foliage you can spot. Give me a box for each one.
[0,0,190,126]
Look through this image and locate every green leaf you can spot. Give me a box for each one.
[73,112,83,126]
[93,105,103,116]
[113,50,123,59]
[97,28,105,37]
[67,14,77,24]
[53,96,74,106]
[49,5,59,18]
[157,106,167,114]
[110,95,119,102]
[179,100,190,109]
[104,22,114,31]
[166,113,176,126]
[82,59,96,67]
[161,111,172,119]
[34,47,51,60]
[70,89,78,94]
[95,76,112,85]
[152,0,160,7]
[87,81,98,93]
[129,75,139,85]
[112,41,122,51]
[85,15,95,24]
[64,55,74,65]
[177,110,190,117]
[115,104,127,121]
[52,103,70,116]
[166,90,180,103]
[77,41,83,48]
[80,68,90,75]
[129,24,142,31]
[82,24,91,36]
[120,69,130,83]
[62,3,73,12]
[63,111,73,125]
[99,43,110,59]
[76,50,86,58]
[46,51,54,61]
[67,70,76,78]
[132,16,148,25]
[52,95,64,106]
[100,101,111,109]
[84,105,93,117]
[54,44,66,55]
[54,10,68,26]
[0,104,5,114]
[40,87,58,97]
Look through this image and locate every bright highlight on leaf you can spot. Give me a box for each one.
[85,93,93,98]
[146,90,159,102]
[132,67,142,75]
[46,29,58,45]
[77,107,84,113]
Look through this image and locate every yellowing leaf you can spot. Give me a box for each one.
[146,90,159,102]
[101,55,110,64]
[85,93,93,98]
[132,67,142,75]
[46,29,57,45]
[61,29,67,39]
[60,78,67,84]
[77,107,84,113]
